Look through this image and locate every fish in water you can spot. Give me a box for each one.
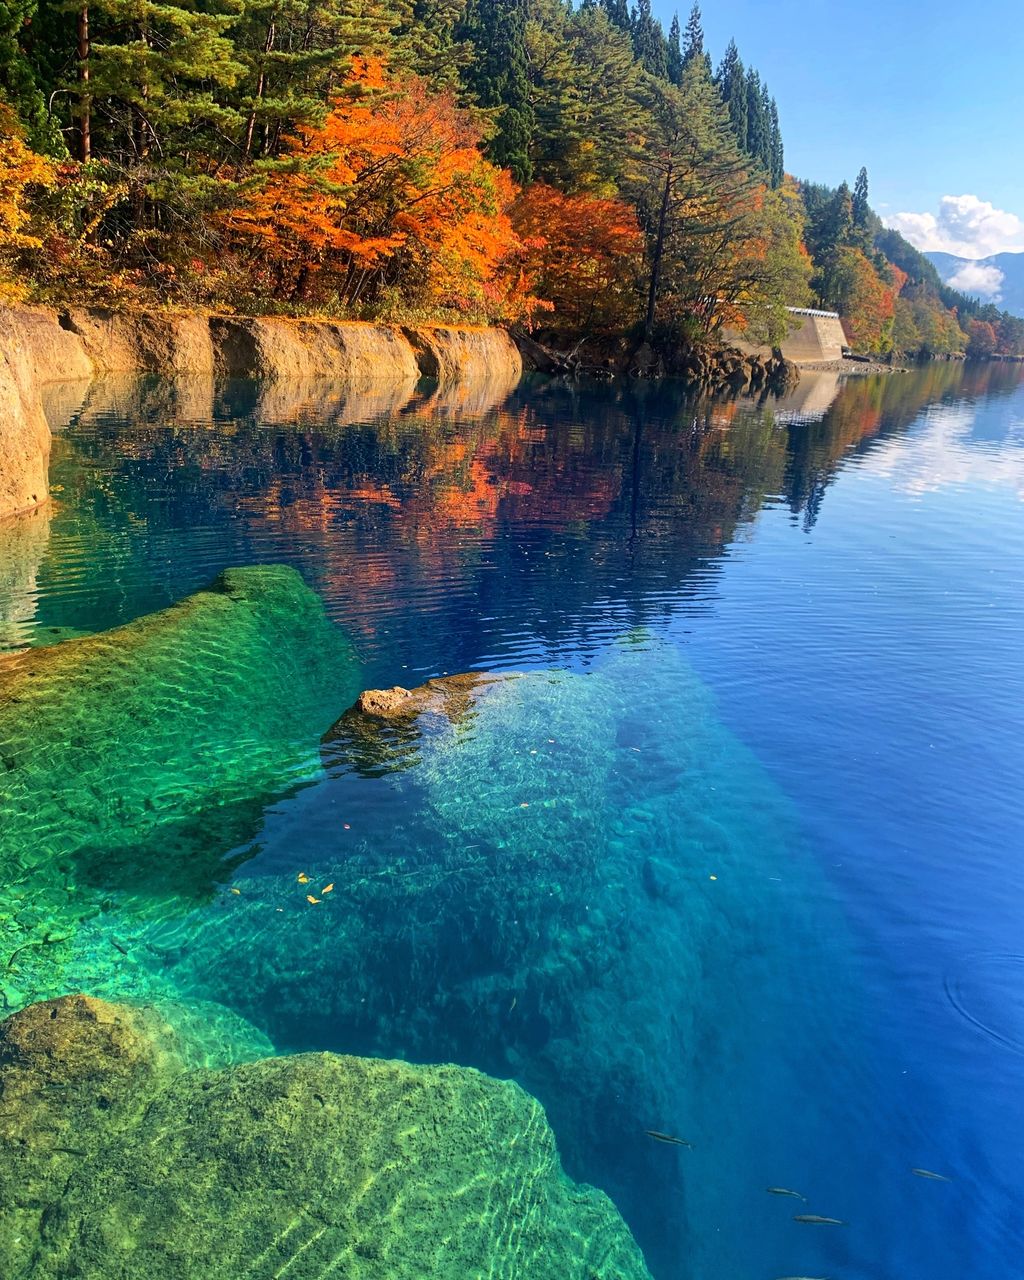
[644,1129,693,1148]
[767,1186,807,1202]
[794,1215,847,1226]
[912,1168,952,1182]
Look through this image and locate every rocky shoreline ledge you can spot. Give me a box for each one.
[0,308,522,519]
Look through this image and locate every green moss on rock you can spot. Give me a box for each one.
[0,995,651,1280]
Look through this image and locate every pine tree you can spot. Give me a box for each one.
[666,12,683,85]
[600,0,631,32]
[768,98,783,187]
[527,1,642,193]
[56,0,245,166]
[714,39,746,148]
[458,0,534,182]
[852,165,870,227]
[0,0,54,149]
[680,1,711,76]
[230,0,403,161]
[633,56,763,337]
[630,0,667,79]
[744,68,765,163]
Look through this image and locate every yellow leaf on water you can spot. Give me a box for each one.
[230,888,241,895]
[297,873,310,884]
[306,895,321,904]
[322,884,334,894]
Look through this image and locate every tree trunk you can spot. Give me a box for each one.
[645,163,671,339]
[243,21,275,161]
[76,6,91,163]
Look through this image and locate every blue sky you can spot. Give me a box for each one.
[651,0,1024,260]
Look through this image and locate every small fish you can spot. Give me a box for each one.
[912,1168,951,1182]
[306,894,321,904]
[322,883,334,894]
[767,1186,807,1201]
[297,872,310,884]
[644,1129,693,1148]
[111,939,129,957]
[794,1215,846,1226]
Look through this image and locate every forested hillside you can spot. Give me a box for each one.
[1,0,1021,357]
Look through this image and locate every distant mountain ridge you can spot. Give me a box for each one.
[925,251,1024,318]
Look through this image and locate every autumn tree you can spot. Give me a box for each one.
[226,59,530,319]
[511,183,642,329]
[965,317,998,359]
[0,103,55,299]
[830,249,900,351]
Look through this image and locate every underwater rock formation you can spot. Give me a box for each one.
[0,995,651,1280]
[0,564,357,907]
[126,646,849,1277]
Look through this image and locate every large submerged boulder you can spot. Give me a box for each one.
[0,995,651,1280]
[0,564,358,896]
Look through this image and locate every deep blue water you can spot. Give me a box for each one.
[2,361,1023,1279]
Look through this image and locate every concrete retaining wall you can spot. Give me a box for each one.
[723,308,847,365]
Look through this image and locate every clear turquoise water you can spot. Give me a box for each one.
[2,362,1023,1278]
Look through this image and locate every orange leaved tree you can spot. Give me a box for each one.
[0,104,55,301]
[510,184,643,331]
[225,59,533,321]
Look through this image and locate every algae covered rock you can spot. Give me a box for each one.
[0,996,652,1280]
[0,565,357,898]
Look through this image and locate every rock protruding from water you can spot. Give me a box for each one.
[0,995,651,1280]
[323,672,497,775]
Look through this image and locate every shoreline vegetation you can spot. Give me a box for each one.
[2,2,1023,369]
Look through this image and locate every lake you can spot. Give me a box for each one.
[1,360,1022,1279]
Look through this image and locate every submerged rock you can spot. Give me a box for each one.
[0,565,358,1005]
[0,995,651,1280]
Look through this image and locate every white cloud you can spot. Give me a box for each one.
[859,402,1024,499]
[885,194,1024,259]
[947,261,1005,301]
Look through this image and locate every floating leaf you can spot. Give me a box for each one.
[322,884,334,894]
[297,873,310,884]
[306,894,321,904]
